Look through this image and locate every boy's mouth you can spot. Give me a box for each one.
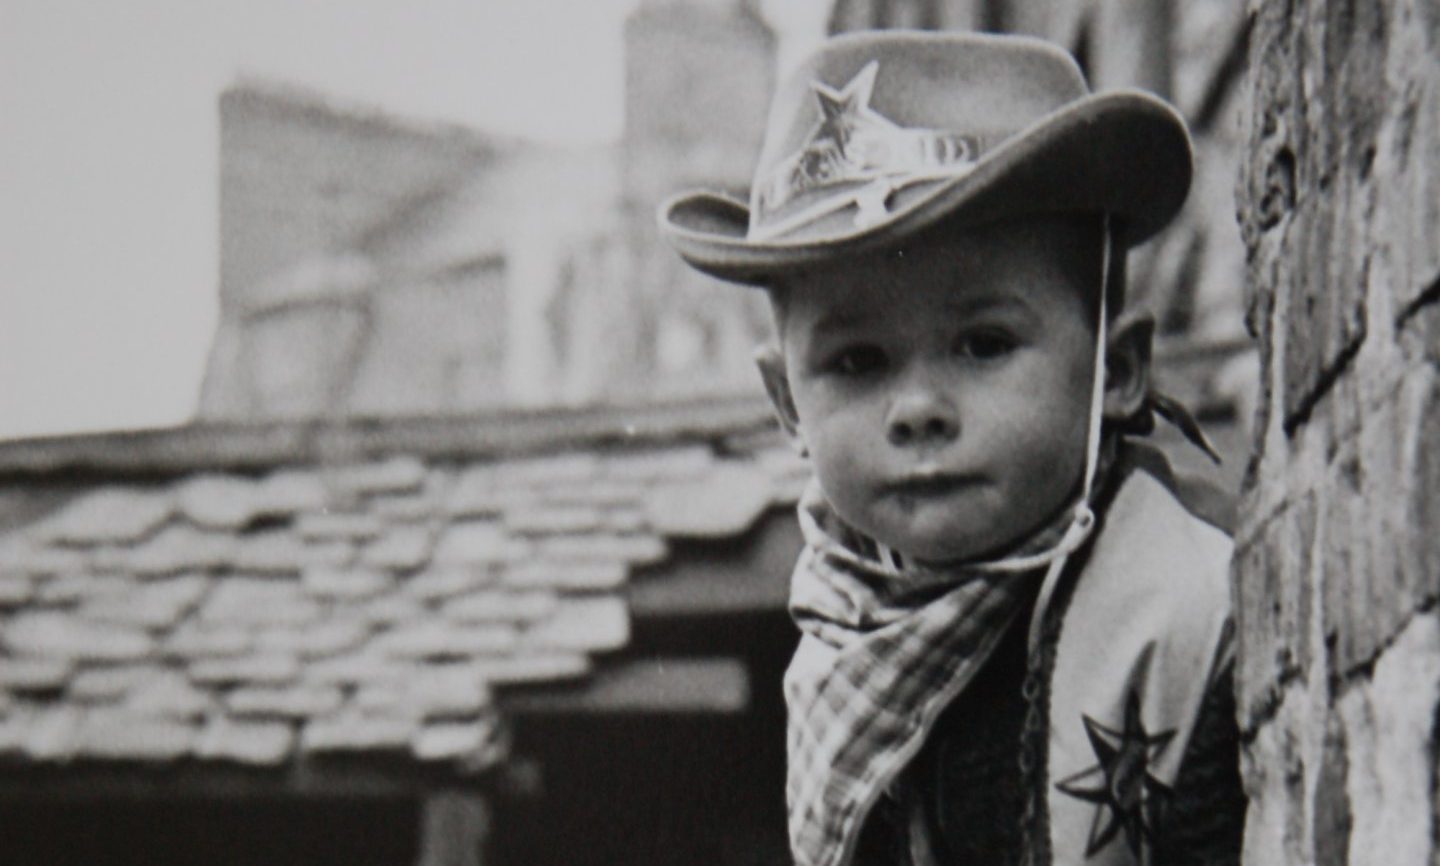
[881,471,982,498]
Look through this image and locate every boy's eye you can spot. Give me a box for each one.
[955,329,1018,360]
[826,345,888,377]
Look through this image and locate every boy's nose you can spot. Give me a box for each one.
[886,390,960,447]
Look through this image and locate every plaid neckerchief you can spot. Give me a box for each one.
[784,454,1116,866]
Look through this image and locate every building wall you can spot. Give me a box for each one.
[1233,0,1440,862]
[199,84,511,420]
[590,0,777,404]
[213,85,497,310]
[199,3,778,422]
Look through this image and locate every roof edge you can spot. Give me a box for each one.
[0,397,780,478]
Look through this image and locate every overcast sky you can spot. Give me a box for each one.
[0,0,828,441]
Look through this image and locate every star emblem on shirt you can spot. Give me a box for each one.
[1055,690,1176,858]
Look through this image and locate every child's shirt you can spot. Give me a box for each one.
[784,441,1243,866]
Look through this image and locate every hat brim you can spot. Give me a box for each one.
[658,89,1191,285]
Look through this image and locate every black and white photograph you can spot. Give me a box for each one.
[0,1,1435,864]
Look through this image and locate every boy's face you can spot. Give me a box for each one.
[763,216,1102,565]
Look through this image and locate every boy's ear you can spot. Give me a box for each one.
[754,345,806,452]
[1103,310,1154,421]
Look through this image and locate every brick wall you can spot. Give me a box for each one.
[1233,0,1440,862]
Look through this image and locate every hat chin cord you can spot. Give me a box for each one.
[973,215,1111,650]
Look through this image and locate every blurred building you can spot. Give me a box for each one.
[201,0,775,423]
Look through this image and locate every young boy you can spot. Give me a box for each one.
[659,31,1243,866]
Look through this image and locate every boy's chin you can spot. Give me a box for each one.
[875,527,1015,569]
[875,518,1043,569]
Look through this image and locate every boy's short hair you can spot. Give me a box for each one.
[657,31,1190,295]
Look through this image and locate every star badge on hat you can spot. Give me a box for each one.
[751,61,984,239]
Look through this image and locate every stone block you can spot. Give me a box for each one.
[37,488,174,546]
[0,657,74,691]
[359,592,426,626]
[14,705,83,760]
[174,474,266,530]
[164,623,253,659]
[124,670,213,719]
[413,719,499,764]
[68,664,162,701]
[370,488,442,522]
[1373,3,1440,316]
[358,527,434,572]
[1312,711,1351,866]
[324,456,427,497]
[196,717,294,765]
[1318,373,1433,676]
[301,566,394,600]
[373,622,518,659]
[1234,527,1274,727]
[441,590,558,624]
[1336,613,1440,866]
[34,573,110,604]
[431,520,526,565]
[538,479,647,509]
[443,467,505,517]
[601,505,649,534]
[534,533,667,566]
[500,560,628,591]
[295,512,384,542]
[102,525,236,575]
[0,575,33,606]
[1413,371,1440,602]
[254,619,371,658]
[493,453,599,487]
[0,537,88,577]
[80,574,209,629]
[469,652,590,684]
[188,653,300,686]
[524,598,630,653]
[227,684,344,719]
[1404,287,1440,367]
[503,504,605,536]
[301,711,415,752]
[355,666,491,719]
[645,463,772,537]
[76,711,194,761]
[255,469,328,513]
[232,530,352,573]
[3,612,154,662]
[600,445,713,482]
[1320,455,1364,672]
[1280,209,1367,432]
[303,649,408,687]
[402,567,495,602]
[199,578,319,626]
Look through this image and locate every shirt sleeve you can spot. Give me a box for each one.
[1150,663,1247,865]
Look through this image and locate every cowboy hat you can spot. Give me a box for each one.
[658,30,1192,285]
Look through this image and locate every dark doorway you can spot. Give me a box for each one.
[0,796,418,866]
[493,609,797,866]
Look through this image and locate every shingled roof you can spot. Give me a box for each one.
[0,399,809,780]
